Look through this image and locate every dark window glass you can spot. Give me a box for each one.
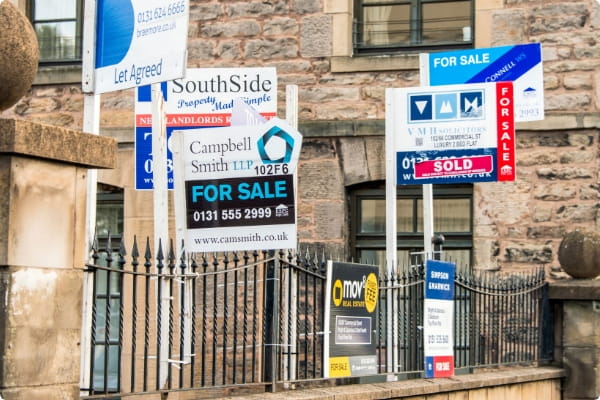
[352,183,473,269]
[30,0,82,63]
[355,0,473,53]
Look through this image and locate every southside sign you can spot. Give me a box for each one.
[134,67,277,190]
[392,81,515,185]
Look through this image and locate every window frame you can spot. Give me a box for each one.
[353,0,475,55]
[29,0,83,66]
[350,182,473,266]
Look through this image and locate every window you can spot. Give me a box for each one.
[29,0,82,63]
[92,184,124,393]
[354,0,474,54]
[351,183,472,269]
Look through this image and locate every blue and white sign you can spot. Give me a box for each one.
[171,118,302,252]
[391,81,516,185]
[421,43,543,122]
[134,67,278,190]
[424,260,455,378]
[94,0,189,94]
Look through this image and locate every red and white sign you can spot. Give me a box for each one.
[415,155,493,179]
[496,82,515,181]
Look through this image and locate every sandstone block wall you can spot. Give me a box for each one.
[3,1,600,272]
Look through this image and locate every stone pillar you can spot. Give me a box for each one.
[549,280,600,400]
[0,118,116,399]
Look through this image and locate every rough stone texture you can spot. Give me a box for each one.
[300,15,332,57]
[0,118,117,169]
[0,120,116,398]
[0,1,38,111]
[7,0,600,272]
[558,229,600,279]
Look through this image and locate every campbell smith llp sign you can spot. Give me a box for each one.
[171,117,302,252]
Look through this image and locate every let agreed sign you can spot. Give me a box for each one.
[94,0,188,94]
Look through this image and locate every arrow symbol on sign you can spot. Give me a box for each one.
[415,101,429,114]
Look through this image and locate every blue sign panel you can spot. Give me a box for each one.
[424,43,543,122]
[428,43,541,85]
[425,260,455,301]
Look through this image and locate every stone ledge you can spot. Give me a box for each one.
[214,367,564,400]
[549,279,600,300]
[0,118,116,169]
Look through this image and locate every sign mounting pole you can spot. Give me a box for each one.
[419,54,435,259]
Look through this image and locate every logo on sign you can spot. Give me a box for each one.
[460,91,484,118]
[410,90,485,123]
[435,93,457,120]
[257,126,295,164]
[410,95,433,121]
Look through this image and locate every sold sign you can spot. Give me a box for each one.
[415,155,493,179]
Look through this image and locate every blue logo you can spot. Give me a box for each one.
[257,126,295,164]
[95,0,134,68]
[460,91,484,118]
[409,95,433,121]
[435,93,457,120]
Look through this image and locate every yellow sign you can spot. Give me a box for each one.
[329,356,351,377]
[332,279,343,307]
[364,272,378,313]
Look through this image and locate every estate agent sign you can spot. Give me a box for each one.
[172,118,301,252]
[324,262,379,378]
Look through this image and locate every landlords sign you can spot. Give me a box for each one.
[171,118,301,252]
[135,67,277,190]
[390,81,515,185]
[94,0,189,94]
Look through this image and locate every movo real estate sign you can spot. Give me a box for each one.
[172,118,301,252]
[324,261,379,378]
[391,81,515,185]
[94,0,189,94]
[135,67,277,190]
[421,43,543,122]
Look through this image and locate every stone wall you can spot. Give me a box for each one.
[3,0,600,271]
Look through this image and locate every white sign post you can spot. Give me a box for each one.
[80,0,189,391]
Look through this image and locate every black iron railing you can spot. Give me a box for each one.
[81,237,551,398]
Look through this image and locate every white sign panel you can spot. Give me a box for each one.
[135,67,277,190]
[172,118,302,252]
[392,81,516,185]
[94,0,189,94]
[424,260,455,378]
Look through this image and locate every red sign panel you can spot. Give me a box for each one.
[414,155,494,179]
[496,82,515,181]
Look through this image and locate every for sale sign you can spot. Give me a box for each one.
[424,260,455,378]
[324,261,379,378]
[391,81,515,185]
[172,118,301,252]
[421,43,543,122]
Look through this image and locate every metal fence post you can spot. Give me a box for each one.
[263,251,280,392]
